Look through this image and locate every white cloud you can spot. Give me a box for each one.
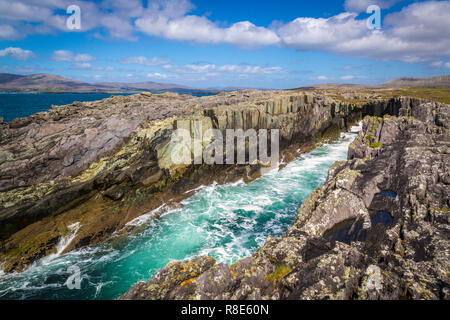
[0,0,138,40]
[278,1,450,63]
[164,64,216,73]
[101,0,144,18]
[0,24,20,40]
[163,63,286,75]
[72,62,114,72]
[147,73,169,79]
[278,13,366,51]
[341,75,355,80]
[316,75,329,80]
[1,0,449,66]
[218,65,285,74]
[74,62,91,69]
[136,16,280,47]
[52,50,95,62]
[119,56,170,66]
[100,15,136,40]
[430,61,443,68]
[344,0,404,12]
[0,47,35,60]
[445,62,450,69]
[135,0,279,47]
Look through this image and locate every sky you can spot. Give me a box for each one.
[0,0,449,89]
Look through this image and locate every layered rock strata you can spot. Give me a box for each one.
[121,97,449,300]
[0,90,364,272]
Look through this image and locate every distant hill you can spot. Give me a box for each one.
[0,73,193,93]
[2,73,449,93]
[296,83,376,90]
[296,75,450,90]
[380,75,450,88]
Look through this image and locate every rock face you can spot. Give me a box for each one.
[0,90,364,272]
[120,98,449,300]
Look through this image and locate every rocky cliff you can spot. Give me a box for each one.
[0,90,365,272]
[120,97,450,300]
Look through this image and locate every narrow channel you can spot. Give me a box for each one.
[0,128,359,300]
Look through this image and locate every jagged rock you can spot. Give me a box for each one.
[121,98,449,300]
[0,90,366,272]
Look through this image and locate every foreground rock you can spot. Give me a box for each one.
[0,90,364,272]
[121,98,449,300]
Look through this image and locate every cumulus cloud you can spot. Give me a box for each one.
[134,0,279,47]
[135,16,279,47]
[119,56,170,66]
[0,47,35,60]
[0,0,139,40]
[100,15,136,40]
[1,0,450,65]
[134,0,450,62]
[341,75,355,80]
[278,13,366,51]
[51,50,94,62]
[51,50,115,71]
[0,24,20,40]
[278,1,450,63]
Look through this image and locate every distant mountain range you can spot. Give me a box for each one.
[297,75,450,90]
[1,73,449,93]
[0,73,197,93]
[380,76,450,88]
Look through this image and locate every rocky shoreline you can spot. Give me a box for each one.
[0,90,365,272]
[120,97,449,300]
[1,91,448,301]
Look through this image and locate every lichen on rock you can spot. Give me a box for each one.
[120,97,450,300]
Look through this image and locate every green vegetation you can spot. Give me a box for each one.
[380,87,450,104]
[370,142,382,148]
[265,264,292,284]
[365,135,373,141]
[431,207,450,213]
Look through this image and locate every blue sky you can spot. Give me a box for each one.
[0,0,449,89]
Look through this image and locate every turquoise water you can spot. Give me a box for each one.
[0,131,357,300]
[0,92,215,122]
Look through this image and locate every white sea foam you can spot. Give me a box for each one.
[125,204,167,228]
[350,120,363,133]
[184,185,207,194]
[42,222,81,264]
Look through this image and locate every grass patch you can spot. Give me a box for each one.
[379,87,450,104]
[365,135,373,141]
